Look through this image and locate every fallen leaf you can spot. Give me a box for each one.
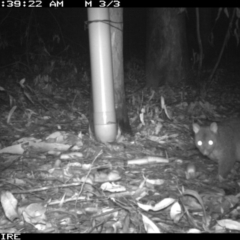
[1,192,19,221]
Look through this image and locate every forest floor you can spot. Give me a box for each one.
[0,55,240,233]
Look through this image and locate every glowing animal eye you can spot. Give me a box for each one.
[208,140,213,145]
[197,141,202,146]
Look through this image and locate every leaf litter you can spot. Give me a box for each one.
[0,58,240,233]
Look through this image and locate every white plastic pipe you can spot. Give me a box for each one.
[87,8,117,142]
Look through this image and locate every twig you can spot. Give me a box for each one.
[209,8,236,82]
[196,8,203,74]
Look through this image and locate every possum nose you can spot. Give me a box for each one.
[203,150,208,155]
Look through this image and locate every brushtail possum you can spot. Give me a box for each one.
[193,118,240,179]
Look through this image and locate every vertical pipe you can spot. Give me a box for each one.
[87,8,117,142]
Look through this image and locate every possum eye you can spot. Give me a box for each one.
[197,140,202,146]
[208,140,214,146]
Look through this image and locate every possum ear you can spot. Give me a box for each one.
[210,122,218,133]
[192,123,200,134]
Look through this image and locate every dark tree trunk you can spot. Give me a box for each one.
[146,8,189,87]
[110,8,132,135]
[199,8,213,67]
